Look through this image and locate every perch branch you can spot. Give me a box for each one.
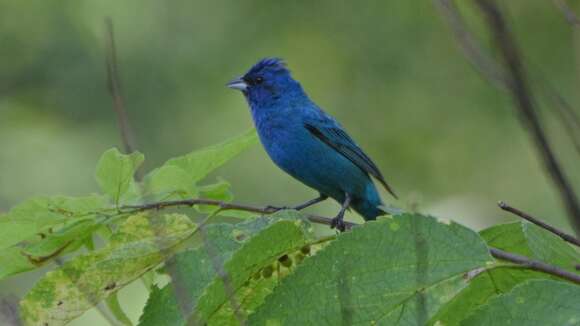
[123,198,580,285]
[475,0,580,234]
[499,201,580,247]
[121,198,357,230]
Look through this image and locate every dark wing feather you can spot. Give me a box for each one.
[304,123,398,199]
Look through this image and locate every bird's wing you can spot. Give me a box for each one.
[304,122,398,199]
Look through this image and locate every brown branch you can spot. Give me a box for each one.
[104,18,139,160]
[475,0,580,235]
[490,247,580,284]
[553,0,580,27]
[121,198,356,230]
[434,0,510,90]
[499,201,580,247]
[123,198,580,284]
[435,0,580,156]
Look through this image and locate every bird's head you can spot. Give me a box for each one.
[227,58,302,106]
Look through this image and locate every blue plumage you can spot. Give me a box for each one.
[227,58,396,231]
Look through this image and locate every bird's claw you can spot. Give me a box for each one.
[330,217,346,232]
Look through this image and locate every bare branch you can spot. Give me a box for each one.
[121,198,357,230]
[540,79,580,155]
[104,18,139,160]
[435,0,580,156]
[553,0,580,27]
[499,201,580,247]
[122,197,580,284]
[433,0,510,90]
[490,247,580,284]
[475,0,580,234]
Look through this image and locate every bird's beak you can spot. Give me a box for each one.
[226,76,248,91]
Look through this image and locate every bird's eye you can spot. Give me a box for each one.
[255,76,264,84]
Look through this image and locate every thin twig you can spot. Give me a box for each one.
[435,0,580,155]
[434,0,510,90]
[498,201,580,247]
[490,247,580,284]
[553,0,580,27]
[540,78,580,155]
[105,18,140,166]
[475,0,580,234]
[121,198,356,230]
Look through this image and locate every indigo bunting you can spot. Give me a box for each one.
[228,58,396,231]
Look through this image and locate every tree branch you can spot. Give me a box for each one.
[105,18,139,160]
[553,0,580,27]
[489,247,580,284]
[433,0,510,90]
[475,0,580,234]
[499,201,580,247]
[123,198,580,284]
[121,198,357,230]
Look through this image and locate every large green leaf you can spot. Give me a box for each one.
[20,213,195,326]
[0,194,107,250]
[433,221,580,325]
[95,148,144,205]
[462,280,580,325]
[139,211,313,326]
[249,214,493,325]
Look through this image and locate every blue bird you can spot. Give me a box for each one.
[227,58,397,231]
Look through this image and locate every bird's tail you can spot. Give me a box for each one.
[351,183,384,221]
[351,182,402,221]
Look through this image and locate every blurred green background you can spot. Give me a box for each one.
[1,1,579,324]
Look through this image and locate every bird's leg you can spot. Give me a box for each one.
[265,194,328,213]
[331,193,352,232]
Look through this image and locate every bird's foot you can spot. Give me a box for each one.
[264,205,291,213]
[330,216,346,232]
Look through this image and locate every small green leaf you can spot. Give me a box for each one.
[21,217,103,259]
[0,246,37,280]
[462,280,580,325]
[95,148,144,205]
[0,194,107,250]
[160,129,257,183]
[249,214,493,325]
[197,179,233,213]
[106,293,133,326]
[143,165,197,201]
[20,213,195,326]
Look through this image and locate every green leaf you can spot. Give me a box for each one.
[139,211,313,326]
[0,246,37,280]
[160,129,257,183]
[433,221,580,325]
[106,293,133,326]
[0,194,107,250]
[143,165,197,201]
[196,179,233,213]
[462,280,580,325]
[192,211,312,325]
[21,217,103,259]
[249,214,493,325]
[20,213,195,326]
[139,222,242,326]
[95,148,144,205]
